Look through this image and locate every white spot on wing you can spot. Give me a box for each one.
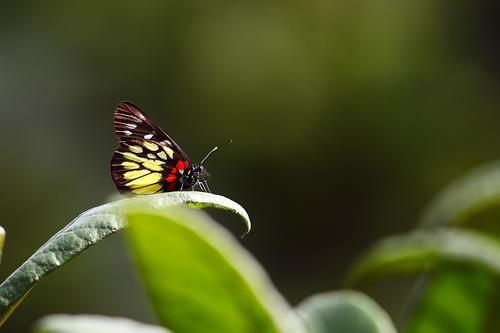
[144,133,153,140]
[118,113,136,120]
[160,140,172,147]
[115,121,137,129]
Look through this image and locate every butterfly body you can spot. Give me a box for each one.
[111,101,210,195]
[179,163,207,190]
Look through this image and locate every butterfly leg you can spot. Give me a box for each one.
[203,180,212,193]
[198,181,207,192]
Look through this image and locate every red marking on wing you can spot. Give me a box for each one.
[166,174,177,183]
[176,160,189,170]
[167,181,177,190]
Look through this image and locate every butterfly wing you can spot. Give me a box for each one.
[111,101,190,194]
[114,101,189,160]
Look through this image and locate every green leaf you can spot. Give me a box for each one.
[406,161,500,333]
[296,290,397,333]
[421,160,500,228]
[347,228,500,285]
[347,161,500,333]
[34,314,171,333]
[347,228,500,333]
[0,192,250,326]
[403,267,495,333]
[125,208,303,333]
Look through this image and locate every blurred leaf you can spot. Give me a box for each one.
[403,267,494,333]
[347,228,500,285]
[296,290,397,333]
[347,228,500,333]
[421,160,500,229]
[402,161,500,333]
[34,314,171,333]
[125,208,303,333]
[0,192,250,326]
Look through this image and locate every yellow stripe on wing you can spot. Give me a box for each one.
[120,152,147,163]
[142,160,163,172]
[131,183,163,194]
[126,172,162,189]
[163,146,174,159]
[123,169,151,180]
[128,145,143,153]
[143,141,159,151]
[157,151,168,160]
[121,161,140,170]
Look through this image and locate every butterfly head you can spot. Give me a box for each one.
[181,164,209,189]
[193,164,211,180]
[182,141,230,191]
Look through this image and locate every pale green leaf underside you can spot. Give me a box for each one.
[347,228,500,284]
[421,160,500,226]
[125,208,302,333]
[34,314,171,333]
[0,192,250,325]
[296,290,397,333]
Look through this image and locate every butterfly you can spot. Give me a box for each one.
[111,101,220,195]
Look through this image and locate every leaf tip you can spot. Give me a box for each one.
[240,227,251,239]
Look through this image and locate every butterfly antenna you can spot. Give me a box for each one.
[199,139,232,165]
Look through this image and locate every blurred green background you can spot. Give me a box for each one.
[1,0,500,331]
